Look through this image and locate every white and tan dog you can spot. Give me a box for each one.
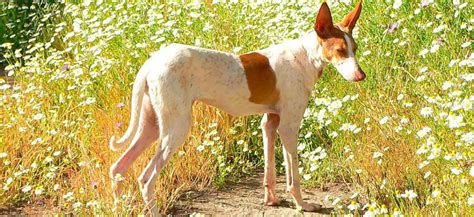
[109,2,365,214]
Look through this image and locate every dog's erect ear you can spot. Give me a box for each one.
[314,2,334,39]
[339,0,363,33]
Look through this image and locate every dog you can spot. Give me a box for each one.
[109,2,364,214]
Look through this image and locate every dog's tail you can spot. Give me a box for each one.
[109,66,148,152]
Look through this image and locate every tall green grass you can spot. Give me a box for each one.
[1,0,473,215]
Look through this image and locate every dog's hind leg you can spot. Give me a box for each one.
[110,93,159,202]
[137,95,193,215]
[261,113,280,206]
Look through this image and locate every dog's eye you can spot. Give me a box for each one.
[336,48,345,54]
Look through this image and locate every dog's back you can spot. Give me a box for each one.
[146,43,278,116]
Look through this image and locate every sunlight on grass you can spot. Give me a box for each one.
[0,0,473,215]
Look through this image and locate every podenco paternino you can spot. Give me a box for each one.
[109,2,365,214]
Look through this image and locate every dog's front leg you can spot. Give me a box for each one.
[279,117,322,212]
[261,113,280,206]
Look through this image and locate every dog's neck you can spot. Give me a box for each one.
[287,31,328,91]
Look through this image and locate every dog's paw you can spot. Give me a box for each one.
[296,202,322,212]
[264,197,280,206]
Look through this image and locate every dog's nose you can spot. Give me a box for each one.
[354,69,366,81]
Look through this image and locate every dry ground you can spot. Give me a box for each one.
[171,172,353,216]
[0,172,352,216]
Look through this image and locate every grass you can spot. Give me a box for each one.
[1,0,473,215]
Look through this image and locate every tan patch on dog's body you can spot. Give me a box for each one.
[239,52,280,105]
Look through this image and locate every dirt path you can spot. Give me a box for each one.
[0,172,352,216]
[171,172,352,216]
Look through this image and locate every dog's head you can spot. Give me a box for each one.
[315,1,365,82]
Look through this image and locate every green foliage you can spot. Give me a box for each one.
[0,0,473,215]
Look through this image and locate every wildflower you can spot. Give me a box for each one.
[393,0,402,9]
[303,174,311,181]
[22,185,32,193]
[297,143,306,151]
[420,107,433,117]
[430,43,440,53]
[423,171,431,179]
[32,113,45,121]
[416,75,426,82]
[446,114,465,129]
[451,167,462,175]
[379,116,389,125]
[380,205,388,214]
[468,195,474,206]
[419,67,428,73]
[433,25,446,33]
[328,100,342,111]
[197,145,205,152]
[416,127,431,138]
[63,191,74,201]
[34,188,43,195]
[400,117,409,124]
[458,2,468,8]
[419,48,429,57]
[31,163,38,169]
[31,138,43,145]
[397,94,404,101]
[328,196,340,206]
[442,81,453,90]
[420,0,433,7]
[83,97,96,105]
[46,172,55,179]
[348,201,360,211]
[243,143,249,152]
[86,200,98,207]
[43,156,53,164]
[0,152,7,158]
[73,202,82,209]
[114,173,124,182]
[232,47,242,53]
[461,41,471,48]
[418,160,429,169]
[432,189,440,198]
[388,22,400,33]
[373,152,383,159]
[351,192,359,199]
[460,73,474,81]
[427,146,441,160]
[364,210,376,217]
[117,102,125,108]
[401,189,418,201]
[194,38,201,47]
[393,209,404,217]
